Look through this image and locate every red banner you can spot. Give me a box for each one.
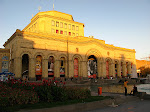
[74,58,78,77]
[35,56,42,75]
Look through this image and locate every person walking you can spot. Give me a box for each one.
[124,80,128,96]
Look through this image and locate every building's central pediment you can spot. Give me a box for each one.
[32,10,74,21]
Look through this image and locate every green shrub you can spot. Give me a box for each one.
[35,85,53,102]
[65,87,91,100]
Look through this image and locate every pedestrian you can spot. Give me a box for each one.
[124,80,128,96]
[130,84,138,96]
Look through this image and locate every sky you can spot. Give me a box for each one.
[0,0,150,60]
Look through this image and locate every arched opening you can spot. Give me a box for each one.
[35,55,42,80]
[115,61,118,77]
[74,58,79,78]
[22,54,29,80]
[48,56,54,77]
[87,55,97,79]
[60,57,65,77]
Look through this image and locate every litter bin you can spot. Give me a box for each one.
[98,87,102,95]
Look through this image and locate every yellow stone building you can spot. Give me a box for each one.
[0,10,137,80]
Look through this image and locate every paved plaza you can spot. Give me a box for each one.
[86,100,150,112]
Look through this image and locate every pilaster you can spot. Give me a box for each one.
[69,60,74,78]
[118,62,121,77]
[102,62,106,78]
[42,59,48,78]
[54,60,60,78]
[111,62,115,77]
[122,62,126,77]
[14,57,22,78]
[128,62,132,75]
[82,61,87,77]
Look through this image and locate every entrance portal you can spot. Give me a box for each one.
[87,55,97,78]
[22,54,29,81]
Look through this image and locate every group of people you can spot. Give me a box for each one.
[124,80,138,96]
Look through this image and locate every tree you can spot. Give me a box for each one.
[139,66,150,77]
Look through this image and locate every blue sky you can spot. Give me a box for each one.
[0,0,150,60]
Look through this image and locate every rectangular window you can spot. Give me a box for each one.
[60,22,63,28]
[72,33,75,36]
[64,31,67,35]
[72,25,75,30]
[52,29,55,33]
[56,30,59,33]
[76,26,79,31]
[52,20,55,26]
[60,30,63,34]
[64,23,67,29]
[68,24,71,30]
[69,32,71,36]
[76,33,79,36]
[56,21,59,27]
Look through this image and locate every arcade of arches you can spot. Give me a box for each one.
[19,52,132,81]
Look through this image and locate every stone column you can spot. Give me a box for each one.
[14,57,22,79]
[54,60,60,78]
[69,60,74,78]
[29,58,36,81]
[128,62,132,75]
[98,61,103,78]
[102,62,106,78]
[78,61,82,77]
[118,62,121,77]
[82,61,87,78]
[111,62,115,77]
[122,62,126,77]
[42,59,48,79]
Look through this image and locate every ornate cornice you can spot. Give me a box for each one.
[3,29,23,47]
[22,31,135,53]
[0,49,10,53]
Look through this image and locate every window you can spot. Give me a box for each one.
[64,31,67,35]
[72,25,75,30]
[76,26,79,31]
[52,20,55,26]
[69,32,71,35]
[60,22,63,28]
[30,26,33,32]
[76,33,79,36]
[68,24,71,30]
[52,29,55,33]
[33,24,35,30]
[64,23,67,29]
[56,21,59,27]
[60,30,63,34]
[56,30,59,33]
[72,33,75,36]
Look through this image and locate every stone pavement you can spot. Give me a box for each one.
[86,99,150,112]
[18,92,140,112]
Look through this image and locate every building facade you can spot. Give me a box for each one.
[1,10,137,80]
